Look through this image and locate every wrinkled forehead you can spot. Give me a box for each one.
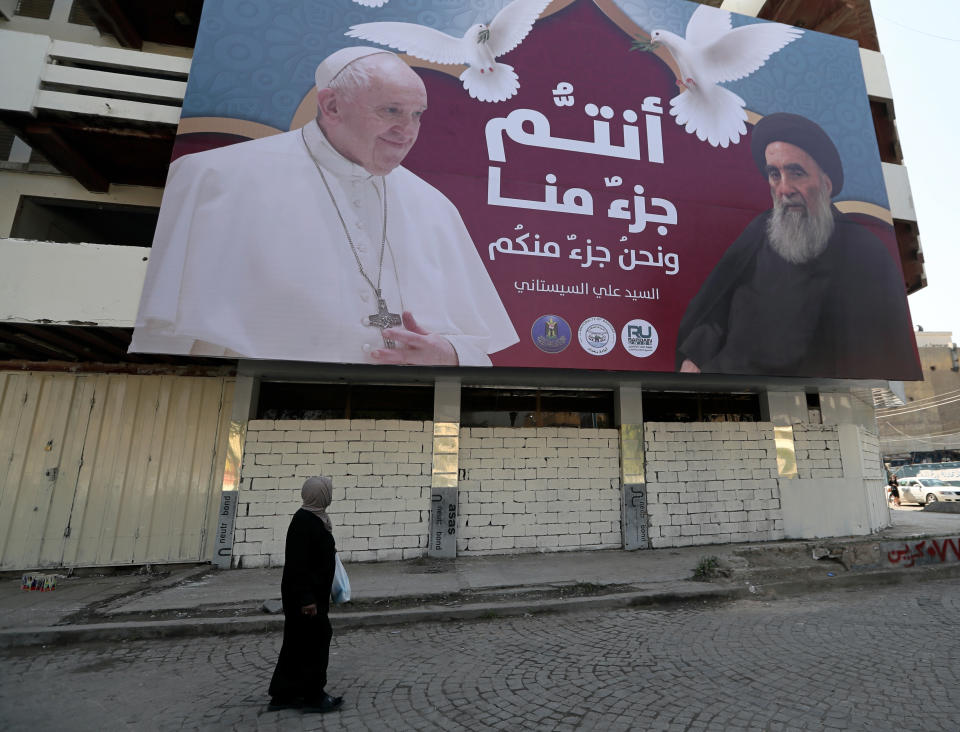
[764,141,824,175]
[354,56,427,104]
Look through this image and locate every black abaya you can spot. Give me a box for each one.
[268,508,336,702]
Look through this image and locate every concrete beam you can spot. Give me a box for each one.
[0,239,147,327]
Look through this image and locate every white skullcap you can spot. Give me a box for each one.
[314,46,397,90]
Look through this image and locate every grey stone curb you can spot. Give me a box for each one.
[6,563,960,648]
[0,583,739,649]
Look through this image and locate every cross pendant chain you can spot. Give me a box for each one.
[301,130,404,351]
[367,290,402,348]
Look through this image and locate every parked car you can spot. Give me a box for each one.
[896,477,960,506]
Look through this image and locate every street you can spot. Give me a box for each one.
[2,578,958,731]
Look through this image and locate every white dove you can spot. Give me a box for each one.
[650,5,803,148]
[345,0,551,103]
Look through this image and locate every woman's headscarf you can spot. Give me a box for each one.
[301,476,333,532]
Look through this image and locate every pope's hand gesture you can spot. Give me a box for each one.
[372,311,459,365]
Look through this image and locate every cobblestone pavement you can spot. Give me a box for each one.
[2,578,959,732]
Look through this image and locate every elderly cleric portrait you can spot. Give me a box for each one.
[131,47,519,366]
[675,113,916,379]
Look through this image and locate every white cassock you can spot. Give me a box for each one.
[130,121,519,365]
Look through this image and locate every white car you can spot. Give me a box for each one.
[896,477,960,506]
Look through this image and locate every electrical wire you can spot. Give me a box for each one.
[876,394,960,418]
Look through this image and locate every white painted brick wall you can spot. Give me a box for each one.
[793,423,844,479]
[234,419,432,566]
[644,422,784,548]
[858,427,885,480]
[458,427,621,555]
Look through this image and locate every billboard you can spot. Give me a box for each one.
[130,0,921,380]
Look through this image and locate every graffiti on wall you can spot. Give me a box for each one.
[885,538,960,568]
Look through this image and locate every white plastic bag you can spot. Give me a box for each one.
[331,554,351,604]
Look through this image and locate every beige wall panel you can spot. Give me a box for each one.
[104,376,221,565]
[1,372,232,569]
[0,372,33,558]
[0,374,77,567]
[68,374,143,566]
[144,378,228,561]
[60,373,115,566]
[38,375,98,565]
[136,377,187,562]
[100,375,158,563]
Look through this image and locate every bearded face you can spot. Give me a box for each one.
[766,177,835,264]
[763,141,836,264]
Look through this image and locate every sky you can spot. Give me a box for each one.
[872,0,960,340]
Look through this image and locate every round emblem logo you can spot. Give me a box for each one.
[531,314,571,354]
[621,319,659,357]
[578,317,616,356]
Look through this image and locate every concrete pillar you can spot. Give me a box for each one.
[0,30,50,114]
[761,390,807,426]
[617,385,648,550]
[433,378,460,423]
[214,374,259,569]
[0,1,17,22]
[429,378,460,558]
[820,389,878,430]
[837,423,887,533]
[51,0,73,23]
[9,136,31,163]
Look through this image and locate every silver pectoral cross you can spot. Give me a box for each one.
[367,290,402,348]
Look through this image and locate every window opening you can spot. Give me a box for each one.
[256,382,433,421]
[11,197,159,246]
[460,388,613,428]
[642,392,760,423]
[15,0,55,19]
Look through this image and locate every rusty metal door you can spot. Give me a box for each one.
[0,372,233,569]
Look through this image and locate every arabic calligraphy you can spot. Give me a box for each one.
[487,226,680,275]
[488,168,594,215]
[488,168,678,234]
[607,185,677,235]
[514,279,661,301]
[484,84,680,226]
[514,280,588,296]
[489,229,559,260]
[486,102,663,164]
[552,81,574,107]
[489,231,679,275]
[618,246,679,275]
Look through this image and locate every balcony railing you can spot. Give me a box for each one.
[0,29,190,125]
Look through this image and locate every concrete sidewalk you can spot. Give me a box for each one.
[2,507,959,647]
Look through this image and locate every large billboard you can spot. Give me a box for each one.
[130,0,921,380]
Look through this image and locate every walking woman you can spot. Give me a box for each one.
[267,476,343,713]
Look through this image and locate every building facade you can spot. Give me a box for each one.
[879,331,960,464]
[0,0,926,570]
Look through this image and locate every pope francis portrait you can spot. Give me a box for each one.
[130,47,519,366]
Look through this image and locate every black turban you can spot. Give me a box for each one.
[750,113,843,196]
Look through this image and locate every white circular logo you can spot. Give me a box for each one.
[578,317,616,356]
[621,319,659,357]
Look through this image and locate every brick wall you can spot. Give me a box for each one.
[234,419,433,566]
[233,416,868,562]
[457,427,621,554]
[858,427,885,480]
[793,423,843,479]
[644,422,784,548]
